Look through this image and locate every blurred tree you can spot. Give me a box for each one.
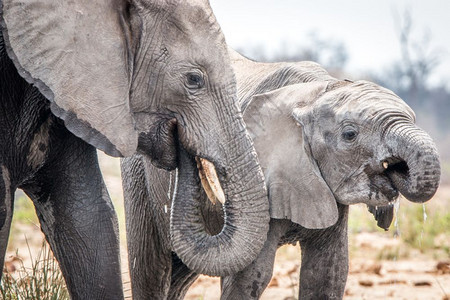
[236,32,348,76]
[272,33,348,71]
[369,9,449,135]
[384,8,443,108]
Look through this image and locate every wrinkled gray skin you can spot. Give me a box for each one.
[0,1,269,298]
[122,49,440,299]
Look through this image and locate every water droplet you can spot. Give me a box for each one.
[171,168,179,203]
[422,203,428,222]
[167,172,173,200]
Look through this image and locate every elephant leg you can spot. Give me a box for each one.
[0,165,14,279]
[168,252,199,300]
[298,204,349,300]
[121,155,173,299]
[220,219,290,300]
[21,136,123,300]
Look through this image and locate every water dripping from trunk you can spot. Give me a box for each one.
[171,168,179,204]
[422,203,428,222]
[166,169,178,214]
[418,204,427,248]
[389,197,402,296]
[167,171,172,199]
[393,197,401,238]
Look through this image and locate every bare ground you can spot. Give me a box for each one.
[184,240,450,300]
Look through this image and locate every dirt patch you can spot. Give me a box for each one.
[184,243,450,300]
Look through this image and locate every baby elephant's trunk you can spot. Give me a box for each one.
[384,123,440,203]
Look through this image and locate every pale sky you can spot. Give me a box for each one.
[210,0,450,88]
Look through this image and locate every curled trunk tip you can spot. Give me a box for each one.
[386,124,440,203]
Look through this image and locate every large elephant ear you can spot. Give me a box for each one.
[0,0,137,157]
[244,82,338,229]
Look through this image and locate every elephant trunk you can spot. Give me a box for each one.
[385,123,440,203]
[170,109,270,276]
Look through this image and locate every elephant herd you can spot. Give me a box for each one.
[0,0,440,299]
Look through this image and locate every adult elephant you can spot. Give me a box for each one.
[122,49,440,299]
[0,1,269,298]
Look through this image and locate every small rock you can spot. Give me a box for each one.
[195,277,204,284]
[436,261,450,274]
[3,255,22,273]
[413,280,432,286]
[378,279,407,285]
[366,262,383,275]
[268,277,279,287]
[286,264,299,275]
[359,279,374,287]
[4,261,16,273]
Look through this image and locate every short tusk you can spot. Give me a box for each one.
[383,161,389,169]
[196,157,226,205]
[196,158,217,205]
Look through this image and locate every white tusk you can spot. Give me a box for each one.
[383,161,389,169]
[196,157,226,205]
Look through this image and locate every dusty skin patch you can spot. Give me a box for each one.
[27,118,52,169]
[0,166,11,230]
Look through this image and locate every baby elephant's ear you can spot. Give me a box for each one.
[244,82,338,229]
[1,0,137,157]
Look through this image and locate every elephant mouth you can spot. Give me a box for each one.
[173,146,228,208]
[366,160,409,230]
[368,173,399,204]
[364,159,410,205]
[175,129,227,206]
[371,158,412,203]
[137,116,227,205]
[151,116,227,206]
[383,159,409,191]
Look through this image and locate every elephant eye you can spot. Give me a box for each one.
[342,129,358,142]
[186,72,204,89]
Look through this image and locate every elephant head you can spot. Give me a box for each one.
[0,0,269,276]
[244,80,440,229]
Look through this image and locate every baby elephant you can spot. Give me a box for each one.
[121,50,440,299]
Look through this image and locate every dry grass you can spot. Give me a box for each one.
[1,241,69,300]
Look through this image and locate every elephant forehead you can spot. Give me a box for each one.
[166,4,232,80]
[171,1,224,49]
[173,0,221,30]
[319,82,415,122]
